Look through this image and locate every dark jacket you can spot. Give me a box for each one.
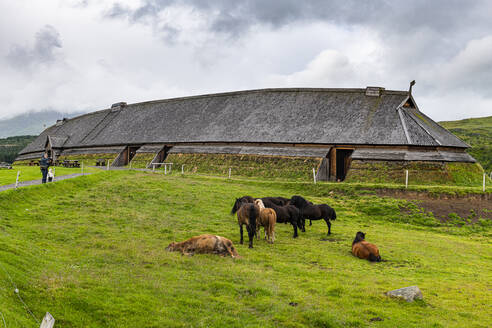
[39,157,51,169]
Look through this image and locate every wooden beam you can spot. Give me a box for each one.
[329,148,336,181]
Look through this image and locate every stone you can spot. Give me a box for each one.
[386,286,423,302]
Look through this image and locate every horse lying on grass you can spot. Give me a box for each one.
[254,199,276,243]
[290,195,336,235]
[352,231,381,262]
[166,234,240,258]
[262,199,300,238]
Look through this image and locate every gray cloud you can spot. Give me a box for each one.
[6,25,62,69]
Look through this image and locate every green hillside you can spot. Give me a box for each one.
[440,116,492,172]
[0,170,490,327]
[0,135,36,163]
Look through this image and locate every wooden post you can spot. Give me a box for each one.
[329,149,336,181]
[81,162,84,175]
[129,161,132,169]
[15,171,20,189]
[181,165,184,175]
[228,168,231,179]
[313,167,316,184]
[483,173,486,192]
[53,168,55,182]
[164,165,167,175]
[106,160,110,171]
[40,312,55,328]
[405,170,409,189]
[152,163,155,172]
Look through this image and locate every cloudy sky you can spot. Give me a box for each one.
[1,0,491,121]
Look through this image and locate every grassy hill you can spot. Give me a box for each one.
[0,170,490,327]
[0,135,37,164]
[440,116,492,172]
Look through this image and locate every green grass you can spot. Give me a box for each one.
[440,116,492,172]
[166,153,322,181]
[0,171,490,327]
[0,165,98,186]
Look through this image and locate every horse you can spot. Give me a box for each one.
[231,196,255,215]
[261,197,290,206]
[236,202,260,248]
[262,199,300,238]
[166,234,240,258]
[290,195,336,234]
[351,231,381,262]
[254,199,277,243]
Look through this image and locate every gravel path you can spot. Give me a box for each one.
[0,173,91,192]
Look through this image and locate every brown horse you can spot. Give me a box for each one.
[254,199,276,243]
[166,234,240,258]
[351,231,381,262]
[236,202,260,248]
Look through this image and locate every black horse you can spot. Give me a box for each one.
[261,197,290,206]
[262,199,300,238]
[290,195,336,235]
[231,196,255,215]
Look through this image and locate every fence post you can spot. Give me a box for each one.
[107,160,110,171]
[181,165,184,175]
[312,168,316,184]
[152,163,155,172]
[483,173,486,192]
[15,171,20,189]
[164,165,167,175]
[228,168,231,179]
[129,161,132,169]
[405,170,409,189]
[53,168,55,182]
[81,162,84,175]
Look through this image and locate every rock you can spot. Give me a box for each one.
[370,317,383,322]
[386,286,423,302]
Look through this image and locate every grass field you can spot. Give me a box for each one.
[440,115,492,172]
[0,165,98,186]
[0,170,490,327]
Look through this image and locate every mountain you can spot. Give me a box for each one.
[0,135,37,163]
[0,110,86,138]
[440,116,492,172]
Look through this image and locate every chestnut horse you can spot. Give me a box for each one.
[254,199,277,243]
[236,202,260,248]
[351,231,381,262]
[166,234,240,258]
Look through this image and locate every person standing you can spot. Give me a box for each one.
[39,153,51,183]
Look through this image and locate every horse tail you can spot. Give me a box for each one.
[249,204,257,232]
[330,207,337,220]
[368,253,381,262]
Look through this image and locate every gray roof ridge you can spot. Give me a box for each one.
[50,87,409,124]
[123,87,409,108]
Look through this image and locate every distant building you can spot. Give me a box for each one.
[17,85,475,181]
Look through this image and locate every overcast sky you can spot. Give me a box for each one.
[1,0,492,121]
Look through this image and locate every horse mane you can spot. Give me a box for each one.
[231,196,254,215]
[352,231,365,245]
[290,195,309,209]
[254,199,265,210]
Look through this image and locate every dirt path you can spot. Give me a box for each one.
[0,173,91,192]
[375,189,492,221]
